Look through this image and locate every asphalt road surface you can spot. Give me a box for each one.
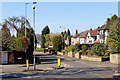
[1,53,119,79]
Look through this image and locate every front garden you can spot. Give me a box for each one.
[61,43,109,62]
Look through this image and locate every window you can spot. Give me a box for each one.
[77,38,80,42]
[89,40,92,43]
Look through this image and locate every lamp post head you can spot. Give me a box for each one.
[33,5,35,9]
[33,2,37,4]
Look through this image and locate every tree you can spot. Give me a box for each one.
[110,14,118,23]
[2,16,36,62]
[66,29,70,36]
[41,35,45,48]
[64,31,67,36]
[107,18,120,54]
[41,25,50,48]
[1,23,11,51]
[52,34,63,51]
[5,16,31,37]
[42,25,50,35]
[9,35,16,50]
[61,32,64,37]
[45,33,53,48]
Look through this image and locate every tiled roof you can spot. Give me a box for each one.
[73,33,80,38]
[89,30,97,37]
[100,18,111,30]
[79,30,89,38]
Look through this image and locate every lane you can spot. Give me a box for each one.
[35,53,117,78]
[1,53,118,78]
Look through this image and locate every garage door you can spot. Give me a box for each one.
[1,52,8,64]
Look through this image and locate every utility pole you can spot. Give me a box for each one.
[33,5,36,70]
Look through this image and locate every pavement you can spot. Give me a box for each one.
[0,53,119,79]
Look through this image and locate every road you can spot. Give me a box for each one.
[1,53,119,79]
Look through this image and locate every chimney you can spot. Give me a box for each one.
[105,18,110,25]
[90,28,92,31]
[76,30,78,34]
[107,18,110,22]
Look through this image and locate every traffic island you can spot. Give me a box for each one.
[52,67,65,70]
[22,69,44,72]
[42,67,65,71]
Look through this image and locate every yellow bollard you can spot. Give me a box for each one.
[26,59,29,70]
[58,58,61,67]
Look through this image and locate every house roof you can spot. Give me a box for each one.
[99,18,111,30]
[78,30,89,38]
[89,30,98,37]
[73,33,80,38]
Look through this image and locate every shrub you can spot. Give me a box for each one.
[48,48,53,53]
[52,34,63,51]
[82,52,87,55]
[81,45,88,51]
[79,50,83,53]
[65,45,75,52]
[107,19,120,54]
[75,44,81,52]
[91,43,105,56]
[35,48,44,52]
[87,50,97,56]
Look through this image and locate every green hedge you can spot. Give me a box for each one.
[91,43,109,58]
[35,48,44,52]
[65,45,75,52]
[74,44,94,52]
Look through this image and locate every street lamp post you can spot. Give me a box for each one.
[25,2,37,69]
[33,5,36,70]
[25,2,37,38]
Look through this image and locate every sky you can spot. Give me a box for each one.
[2,2,118,35]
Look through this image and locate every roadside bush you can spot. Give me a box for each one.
[87,50,97,56]
[91,43,105,56]
[65,45,75,53]
[81,45,88,51]
[48,48,54,53]
[80,44,94,50]
[82,52,87,55]
[35,48,44,52]
[79,50,83,53]
[75,44,81,52]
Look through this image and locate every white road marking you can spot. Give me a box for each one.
[70,69,84,74]
[62,69,84,75]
